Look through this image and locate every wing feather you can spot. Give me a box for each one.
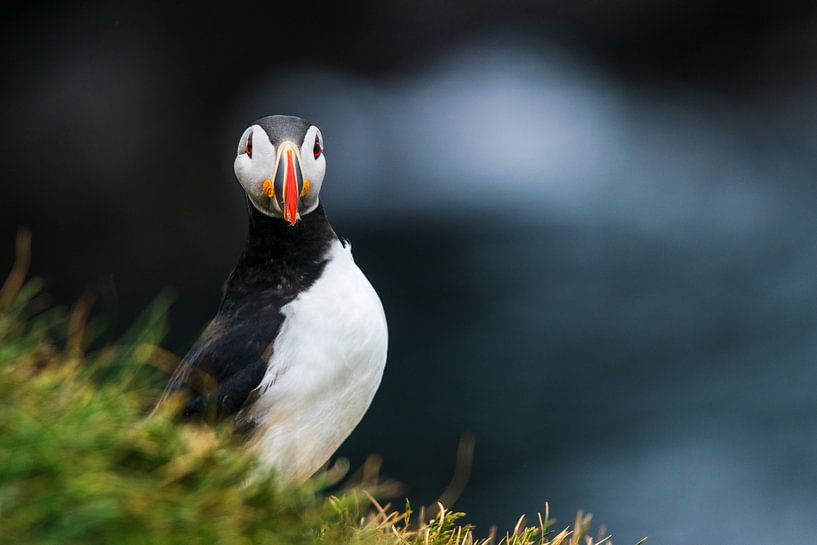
[158,306,285,421]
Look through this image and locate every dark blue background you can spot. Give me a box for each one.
[3,2,817,542]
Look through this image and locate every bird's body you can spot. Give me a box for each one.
[244,232,387,481]
[162,115,387,482]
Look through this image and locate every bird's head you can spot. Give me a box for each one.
[234,115,326,225]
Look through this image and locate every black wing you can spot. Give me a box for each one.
[160,301,285,421]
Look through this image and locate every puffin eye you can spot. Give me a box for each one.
[246,131,253,158]
[313,136,322,159]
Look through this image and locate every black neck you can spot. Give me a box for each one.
[221,200,337,308]
[243,200,335,263]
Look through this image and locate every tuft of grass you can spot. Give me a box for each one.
[0,231,644,545]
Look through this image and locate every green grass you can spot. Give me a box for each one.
[0,231,643,545]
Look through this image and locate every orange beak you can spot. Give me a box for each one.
[272,142,304,225]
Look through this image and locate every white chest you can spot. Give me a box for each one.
[244,240,388,482]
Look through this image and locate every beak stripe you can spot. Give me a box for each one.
[284,149,299,225]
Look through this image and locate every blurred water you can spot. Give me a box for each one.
[234,38,817,544]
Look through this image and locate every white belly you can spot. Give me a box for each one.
[243,239,388,482]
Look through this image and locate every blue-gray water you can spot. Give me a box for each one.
[247,41,817,543]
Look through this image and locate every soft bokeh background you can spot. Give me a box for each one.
[3,1,817,543]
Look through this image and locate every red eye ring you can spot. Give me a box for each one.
[313,136,322,159]
[246,131,253,158]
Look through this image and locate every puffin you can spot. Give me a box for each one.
[161,115,388,483]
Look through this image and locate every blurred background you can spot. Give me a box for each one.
[3,1,817,542]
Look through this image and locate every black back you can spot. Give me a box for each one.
[163,200,337,421]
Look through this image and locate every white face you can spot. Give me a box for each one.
[233,124,326,223]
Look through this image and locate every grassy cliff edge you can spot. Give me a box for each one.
[0,235,643,545]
